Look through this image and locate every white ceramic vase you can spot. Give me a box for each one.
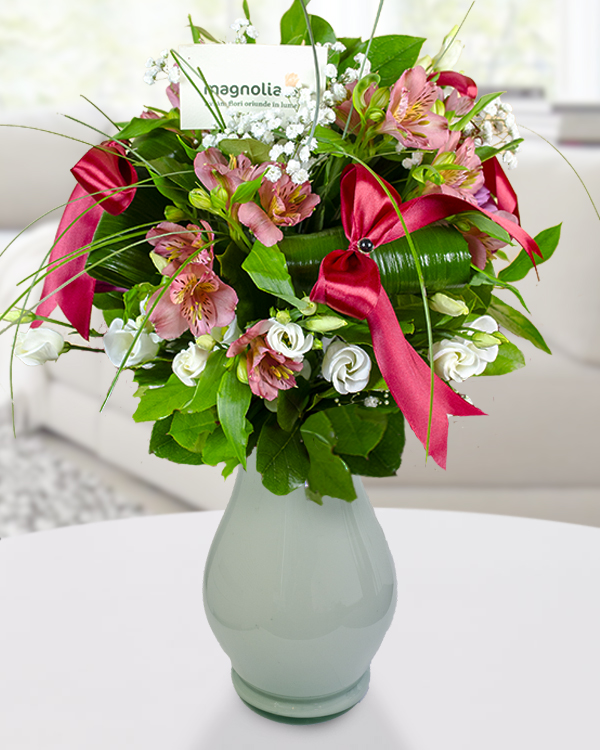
[203,453,397,721]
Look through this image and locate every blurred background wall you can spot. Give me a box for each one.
[1,0,599,530]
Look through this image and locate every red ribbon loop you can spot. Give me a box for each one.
[34,141,137,339]
[310,164,488,469]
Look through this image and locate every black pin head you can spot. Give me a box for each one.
[358,237,374,253]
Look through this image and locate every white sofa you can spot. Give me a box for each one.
[2,109,599,520]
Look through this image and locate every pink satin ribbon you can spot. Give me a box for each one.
[34,141,137,339]
[483,156,520,220]
[310,164,541,468]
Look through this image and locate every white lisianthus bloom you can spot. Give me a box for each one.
[103,318,161,368]
[15,327,64,366]
[322,340,371,394]
[432,315,500,382]
[266,320,313,361]
[172,342,211,386]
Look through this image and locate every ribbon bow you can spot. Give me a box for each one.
[310,165,490,469]
[34,141,137,339]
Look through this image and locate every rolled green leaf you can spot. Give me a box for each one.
[280,224,471,295]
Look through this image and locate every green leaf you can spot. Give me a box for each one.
[124,282,159,320]
[277,386,309,432]
[300,411,356,501]
[117,113,179,140]
[217,242,271,327]
[475,138,524,162]
[188,16,221,44]
[216,369,253,467]
[219,138,272,164]
[313,124,353,156]
[256,419,309,494]
[281,225,471,295]
[488,295,551,354]
[307,15,336,45]
[133,375,195,422]
[499,224,561,283]
[470,264,530,313]
[202,426,239,467]
[324,404,387,457]
[367,35,426,87]
[230,175,263,205]
[187,348,228,412]
[478,341,525,376]
[450,91,503,132]
[243,0,251,21]
[149,415,205,465]
[280,0,311,44]
[169,409,219,452]
[340,410,405,477]
[242,241,304,308]
[456,211,511,243]
[133,360,174,387]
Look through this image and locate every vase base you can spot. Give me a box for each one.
[231,668,370,721]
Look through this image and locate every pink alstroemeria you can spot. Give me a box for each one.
[421,131,484,205]
[334,81,377,135]
[167,82,180,109]
[146,221,214,276]
[379,66,448,150]
[460,210,520,269]
[194,148,265,200]
[237,171,321,247]
[149,262,237,340]
[227,320,303,400]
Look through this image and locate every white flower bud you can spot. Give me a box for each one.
[103,318,161,368]
[429,293,469,317]
[172,342,211,386]
[15,327,64,366]
[322,340,371,394]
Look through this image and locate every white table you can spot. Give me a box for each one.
[1,509,599,750]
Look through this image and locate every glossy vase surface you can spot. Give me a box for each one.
[203,454,397,720]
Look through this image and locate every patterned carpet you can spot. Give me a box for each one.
[0,426,146,537]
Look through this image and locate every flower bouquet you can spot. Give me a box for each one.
[3,0,565,721]
[5,0,559,504]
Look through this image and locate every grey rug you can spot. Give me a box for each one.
[0,426,146,537]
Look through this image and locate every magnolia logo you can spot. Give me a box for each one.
[205,82,283,98]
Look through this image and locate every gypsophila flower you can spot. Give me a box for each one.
[325,63,338,79]
[264,165,283,183]
[231,17,259,43]
[283,141,296,155]
[143,50,178,87]
[364,396,381,408]
[286,123,305,139]
[469,97,520,167]
[401,150,424,169]
[331,41,346,53]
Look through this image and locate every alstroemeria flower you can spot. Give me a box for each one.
[149,262,238,340]
[237,171,321,247]
[459,209,519,268]
[378,66,448,149]
[146,221,214,276]
[227,320,303,400]
[421,131,484,204]
[194,148,265,201]
[334,81,378,135]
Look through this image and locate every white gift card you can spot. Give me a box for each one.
[178,44,327,130]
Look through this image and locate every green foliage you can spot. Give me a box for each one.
[133,375,195,422]
[217,368,253,467]
[169,409,219,453]
[256,419,309,494]
[489,295,551,354]
[149,415,205,465]
[300,411,356,503]
[117,112,180,140]
[499,224,561,283]
[187,348,229,412]
[242,241,304,308]
[324,405,386,457]
[479,341,525,376]
[366,35,426,87]
[219,138,272,164]
[340,411,405,477]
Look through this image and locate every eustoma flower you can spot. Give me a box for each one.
[227,320,303,400]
